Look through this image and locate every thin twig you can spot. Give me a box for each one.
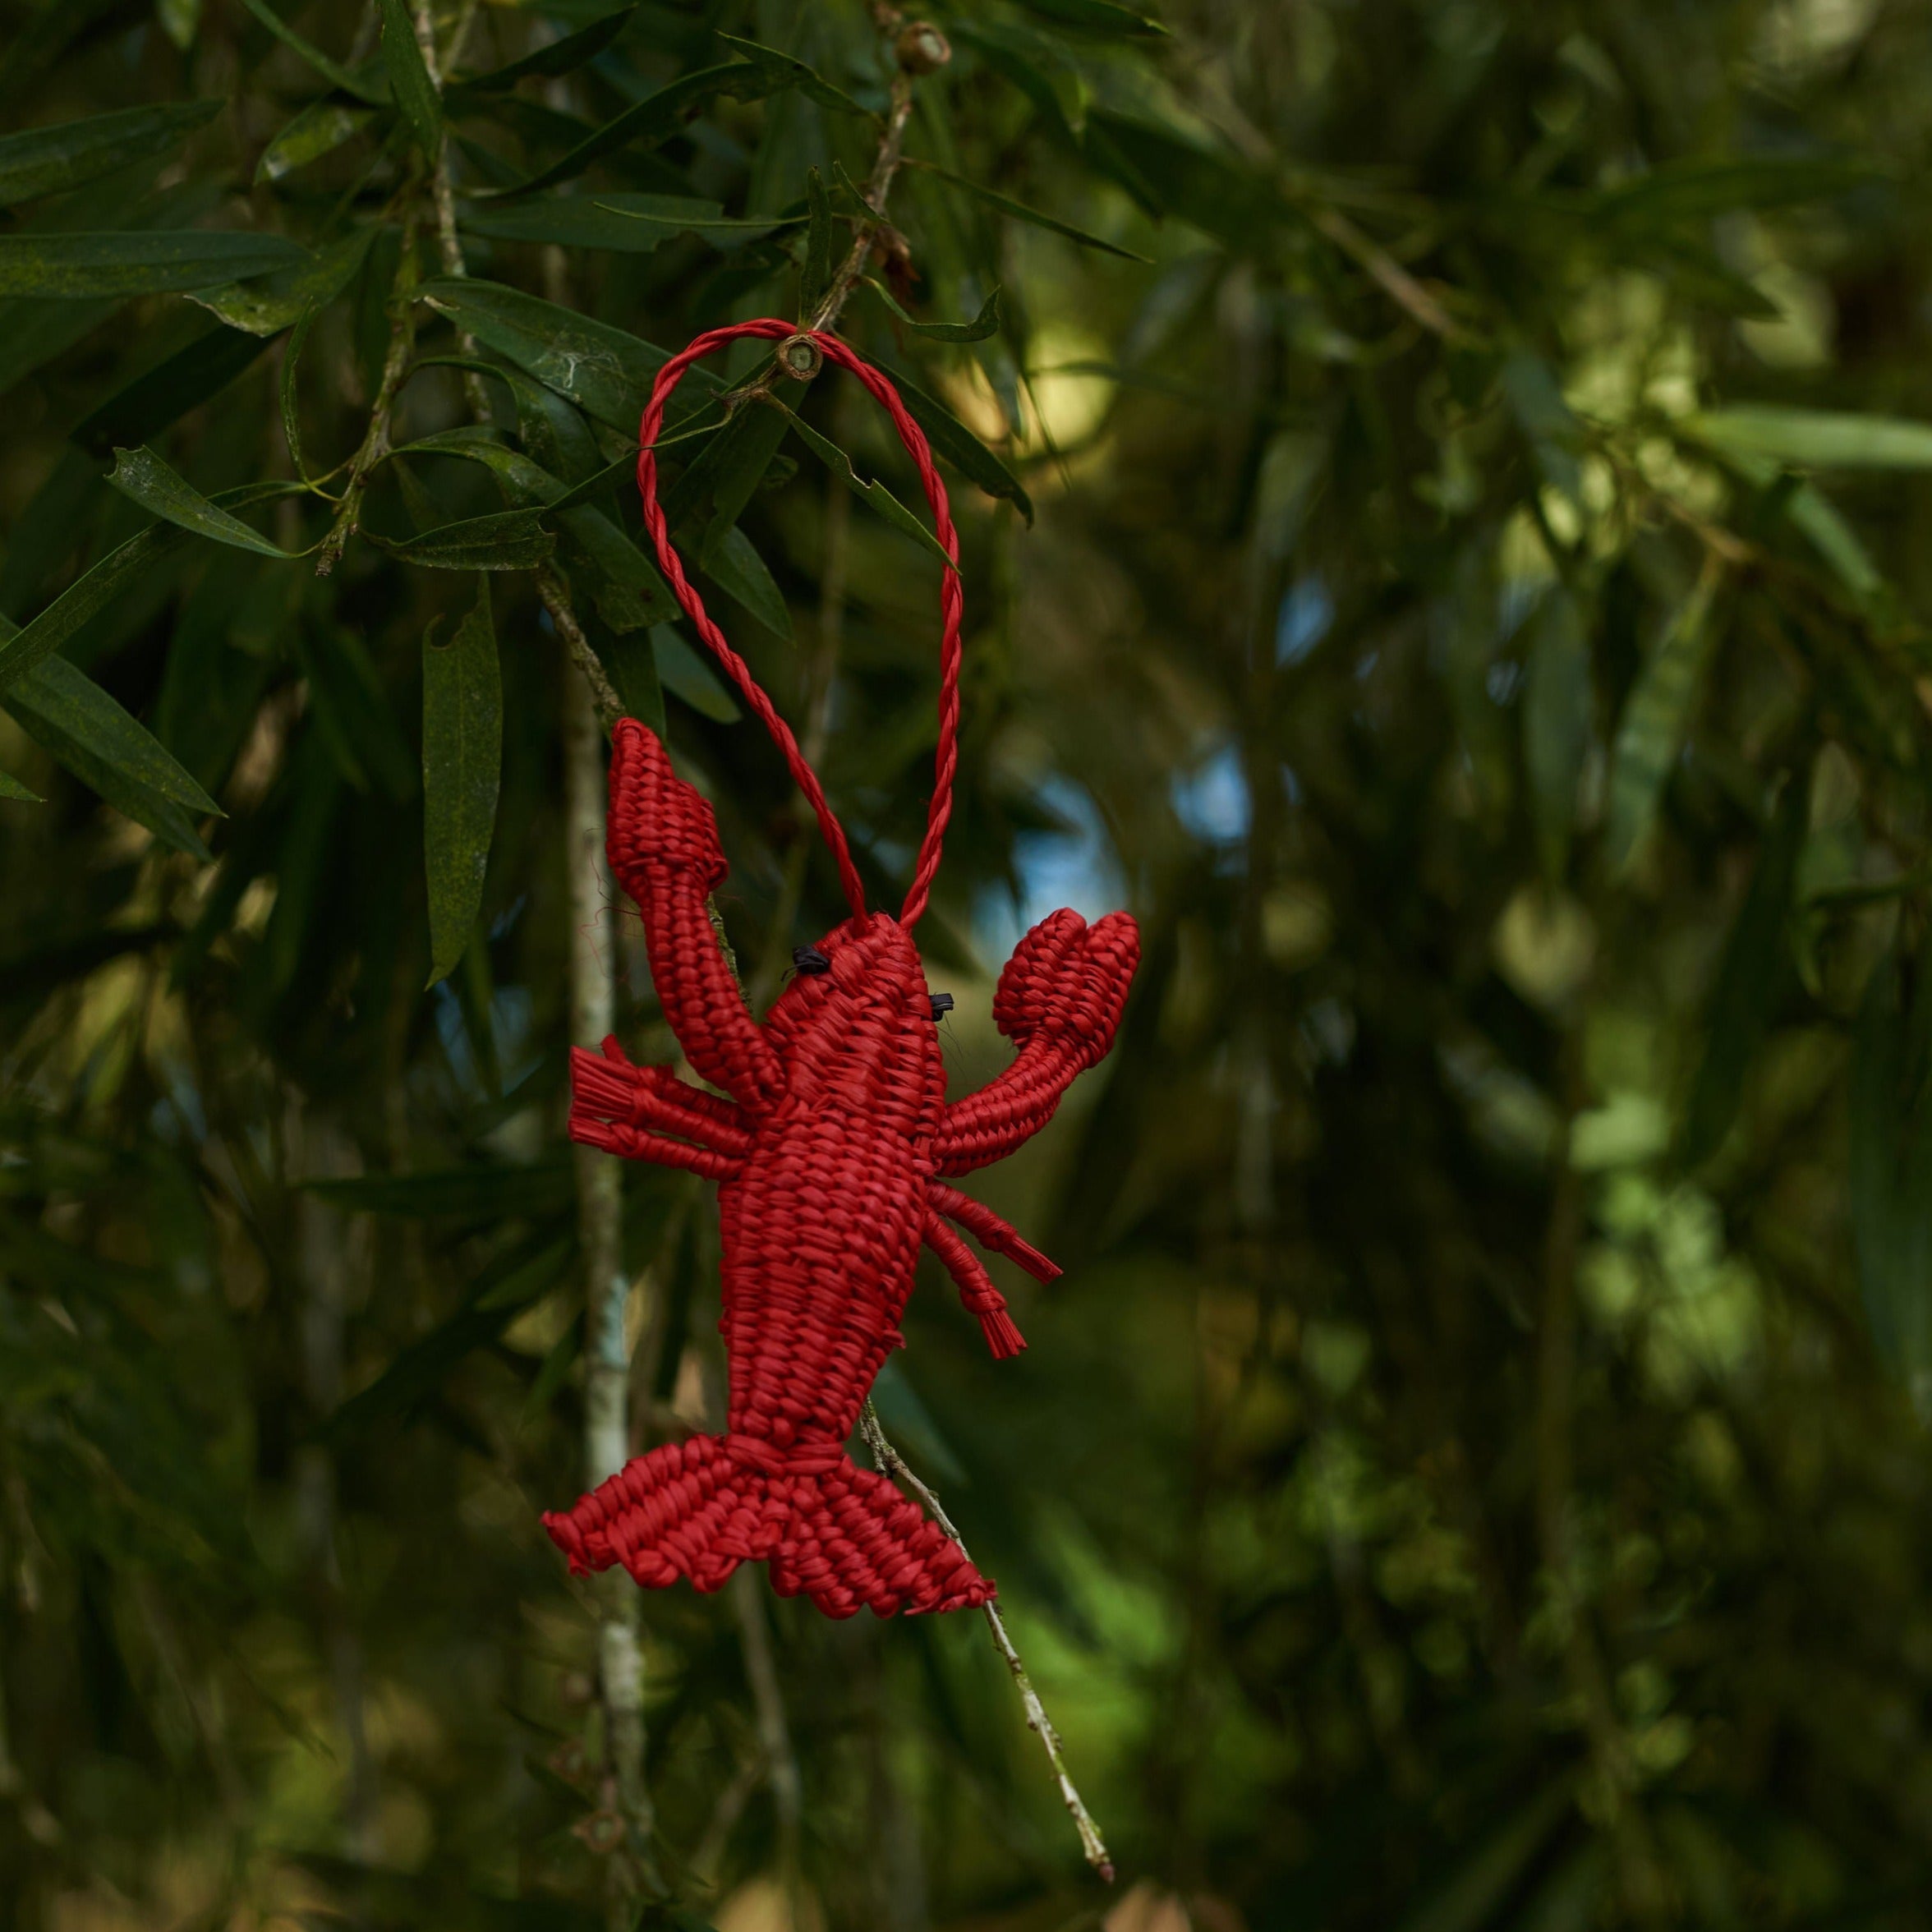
[315,193,421,576]
[859,1401,1115,1881]
[414,3,494,424]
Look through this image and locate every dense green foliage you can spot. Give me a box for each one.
[8,1,1932,1927]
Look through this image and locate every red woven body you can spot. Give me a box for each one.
[542,326,1138,1618]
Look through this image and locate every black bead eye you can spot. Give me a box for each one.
[928,992,954,1021]
[793,945,830,976]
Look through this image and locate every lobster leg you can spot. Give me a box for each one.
[922,1209,1025,1359]
[571,1038,751,1157]
[571,1116,742,1181]
[928,1183,1060,1284]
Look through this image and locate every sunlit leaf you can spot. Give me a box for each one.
[0,99,223,206]
[1502,350,1584,508]
[1605,567,1723,872]
[1690,406,1932,471]
[254,99,376,183]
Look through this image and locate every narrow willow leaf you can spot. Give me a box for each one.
[0,480,306,698]
[1392,1781,1574,1932]
[878,356,1034,523]
[235,0,387,103]
[1849,953,1932,1381]
[770,398,959,574]
[1604,568,1722,872]
[108,447,295,558]
[11,652,218,815]
[862,277,1002,343]
[653,626,739,723]
[1017,0,1170,33]
[1522,587,1592,880]
[71,325,270,457]
[483,62,779,200]
[1689,407,1932,471]
[951,21,1089,136]
[377,508,555,570]
[702,525,789,640]
[584,611,665,735]
[422,581,502,986]
[305,1158,574,1218]
[802,167,832,315]
[453,7,637,92]
[0,527,185,697]
[1593,154,1876,226]
[1681,770,1809,1166]
[695,403,791,544]
[375,0,442,157]
[0,767,39,802]
[191,223,374,335]
[1502,351,1584,508]
[418,276,711,430]
[255,100,375,183]
[712,33,879,121]
[0,229,306,299]
[461,193,794,252]
[906,157,1152,261]
[0,620,210,856]
[0,99,223,206]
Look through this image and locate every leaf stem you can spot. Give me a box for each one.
[858,1401,1115,1881]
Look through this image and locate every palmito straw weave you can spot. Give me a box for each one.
[542,322,1139,1617]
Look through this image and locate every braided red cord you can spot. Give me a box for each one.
[636,320,964,929]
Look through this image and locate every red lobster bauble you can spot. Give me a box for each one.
[541,322,1138,1618]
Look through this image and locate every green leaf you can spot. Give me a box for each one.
[0,99,223,206]
[304,1158,575,1218]
[583,610,665,735]
[376,508,556,570]
[712,33,880,121]
[322,1232,575,1441]
[0,229,307,299]
[0,620,212,857]
[482,62,784,200]
[375,0,442,157]
[701,525,790,641]
[878,356,1035,523]
[0,529,187,697]
[1017,0,1169,33]
[1604,568,1722,872]
[452,6,636,92]
[770,398,959,574]
[1592,154,1877,227]
[255,99,375,184]
[1523,587,1593,881]
[191,223,375,336]
[696,402,792,545]
[801,167,833,316]
[862,277,1003,343]
[653,626,738,722]
[1850,950,1932,1382]
[0,767,39,802]
[904,157,1152,261]
[1681,768,1809,1166]
[422,581,502,986]
[1502,351,1584,508]
[460,193,794,252]
[235,0,387,104]
[1688,407,1932,471]
[70,325,271,458]
[108,447,297,559]
[418,276,711,430]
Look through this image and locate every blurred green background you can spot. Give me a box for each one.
[7,1,1932,1927]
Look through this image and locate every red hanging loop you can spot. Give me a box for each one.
[636,320,964,931]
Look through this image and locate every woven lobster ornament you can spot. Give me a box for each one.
[542,321,1138,1618]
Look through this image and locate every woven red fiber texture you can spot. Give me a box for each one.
[541,325,1139,1617]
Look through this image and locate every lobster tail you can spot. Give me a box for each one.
[542,1433,994,1618]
